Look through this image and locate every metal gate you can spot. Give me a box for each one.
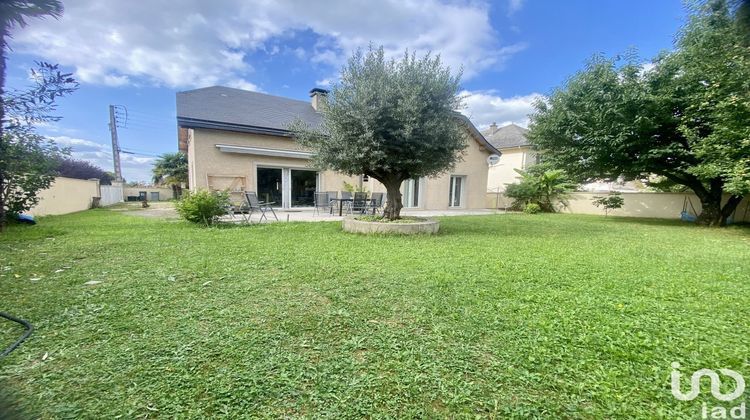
[99,184,124,206]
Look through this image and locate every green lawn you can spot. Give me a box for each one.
[1,210,748,418]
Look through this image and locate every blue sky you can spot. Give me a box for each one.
[6,0,687,182]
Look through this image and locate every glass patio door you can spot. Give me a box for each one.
[403,178,420,208]
[257,167,283,206]
[290,169,317,207]
[449,175,464,207]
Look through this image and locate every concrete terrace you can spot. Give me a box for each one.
[112,202,503,222]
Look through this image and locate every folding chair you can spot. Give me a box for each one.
[244,191,278,223]
[313,192,330,216]
[349,192,368,215]
[369,192,384,214]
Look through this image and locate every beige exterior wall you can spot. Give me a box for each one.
[29,177,100,216]
[487,146,535,192]
[188,128,358,205]
[188,127,491,209]
[485,191,750,222]
[362,131,490,209]
[123,187,174,201]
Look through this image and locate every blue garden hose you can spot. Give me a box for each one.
[0,312,33,358]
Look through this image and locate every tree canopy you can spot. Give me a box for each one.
[152,152,188,197]
[291,46,467,219]
[528,0,749,226]
[0,0,66,230]
[56,158,113,185]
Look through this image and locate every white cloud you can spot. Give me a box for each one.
[459,90,544,129]
[49,136,156,182]
[315,78,334,87]
[508,0,524,16]
[12,0,521,89]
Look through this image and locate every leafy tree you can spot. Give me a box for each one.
[291,46,466,220]
[592,192,625,216]
[0,0,66,230]
[528,0,749,226]
[152,152,188,198]
[2,130,66,216]
[0,62,76,228]
[56,158,113,185]
[504,165,577,212]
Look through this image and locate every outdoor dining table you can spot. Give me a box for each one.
[329,198,376,216]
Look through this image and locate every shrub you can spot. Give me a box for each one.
[175,189,230,226]
[592,192,625,216]
[505,164,577,212]
[523,203,541,214]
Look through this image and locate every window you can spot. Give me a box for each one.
[449,176,465,207]
[403,178,420,208]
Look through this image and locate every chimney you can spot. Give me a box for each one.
[309,88,329,111]
[490,122,498,134]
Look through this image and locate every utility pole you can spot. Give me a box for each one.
[108,105,123,182]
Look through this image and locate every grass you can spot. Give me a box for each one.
[1,209,748,418]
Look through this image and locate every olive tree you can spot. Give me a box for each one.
[291,47,466,220]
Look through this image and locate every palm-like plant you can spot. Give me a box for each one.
[505,165,577,212]
[152,152,188,198]
[0,0,64,230]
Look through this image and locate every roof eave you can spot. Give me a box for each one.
[177,117,293,137]
[454,113,501,156]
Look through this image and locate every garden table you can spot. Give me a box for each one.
[329,198,375,216]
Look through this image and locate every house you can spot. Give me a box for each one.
[481,123,538,192]
[481,123,645,194]
[176,86,499,210]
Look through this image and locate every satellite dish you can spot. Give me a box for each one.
[487,154,501,166]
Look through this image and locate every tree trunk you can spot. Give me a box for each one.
[171,183,182,200]
[0,29,7,232]
[720,195,744,226]
[382,178,404,220]
[696,197,722,226]
[695,194,743,227]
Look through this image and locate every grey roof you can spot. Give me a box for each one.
[176,86,321,136]
[481,123,531,149]
[176,85,499,154]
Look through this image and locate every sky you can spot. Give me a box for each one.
[6,0,687,182]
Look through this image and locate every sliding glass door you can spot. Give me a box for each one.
[403,178,420,208]
[291,169,317,207]
[449,175,464,207]
[257,168,283,206]
[257,167,318,208]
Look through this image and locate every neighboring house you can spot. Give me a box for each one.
[481,123,538,192]
[176,86,499,210]
[481,123,647,193]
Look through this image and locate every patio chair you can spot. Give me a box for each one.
[369,192,384,214]
[340,191,353,213]
[244,191,278,223]
[313,192,331,216]
[349,192,369,215]
[326,191,338,213]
